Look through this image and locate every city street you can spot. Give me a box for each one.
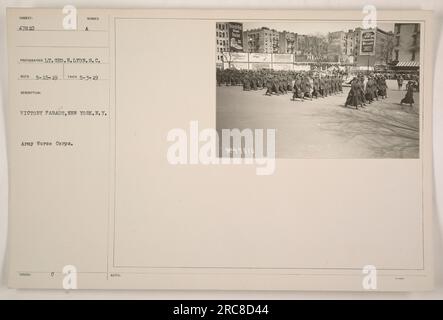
[216,81,420,158]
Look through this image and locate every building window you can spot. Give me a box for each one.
[395,49,399,61]
[411,51,416,61]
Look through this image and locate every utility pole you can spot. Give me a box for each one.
[367,56,370,76]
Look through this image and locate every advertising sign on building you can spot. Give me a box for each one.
[360,29,376,55]
[229,22,243,52]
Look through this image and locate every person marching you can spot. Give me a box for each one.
[312,74,320,99]
[286,76,293,92]
[345,77,364,109]
[332,75,337,95]
[397,74,404,90]
[279,76,287,94]
[243,75,251,91]
[359,74,367,106]
[378,75,387,99]
[272,76,280,95]
[365,76,374,104]
[325,75,330,97]
[338,74,343,93]
[319,74,326,98]
[251,74,258,91]
[400,80,415,107]
[372,75,379,101]
[216,69,222,86]
[292,74,303,101]
[265,75,273,96]
[304,75,313,100]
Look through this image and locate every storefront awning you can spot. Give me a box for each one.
[395,61,420,67]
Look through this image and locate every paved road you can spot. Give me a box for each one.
[216,82,419,158]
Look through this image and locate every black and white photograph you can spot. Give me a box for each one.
[1,5,439,299]
[216,21,421,158]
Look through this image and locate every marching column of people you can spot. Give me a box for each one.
[216,68,418,109]
[216,69,344,100]
[345,73,389,109]
[291,73,343,101]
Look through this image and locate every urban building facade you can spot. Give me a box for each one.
[300,35,328,60]
[243,27,280,53]
[327,31,347,62]
[216,22,244,65]
[216,22,230,65]
[278,31,297,54]
[393,23,420,62]
[353,27,394,67]
[374,27,394,65]
[216,24,400,69]
[345,30,355,56]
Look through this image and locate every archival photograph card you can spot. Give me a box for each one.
[6,8,434,291]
